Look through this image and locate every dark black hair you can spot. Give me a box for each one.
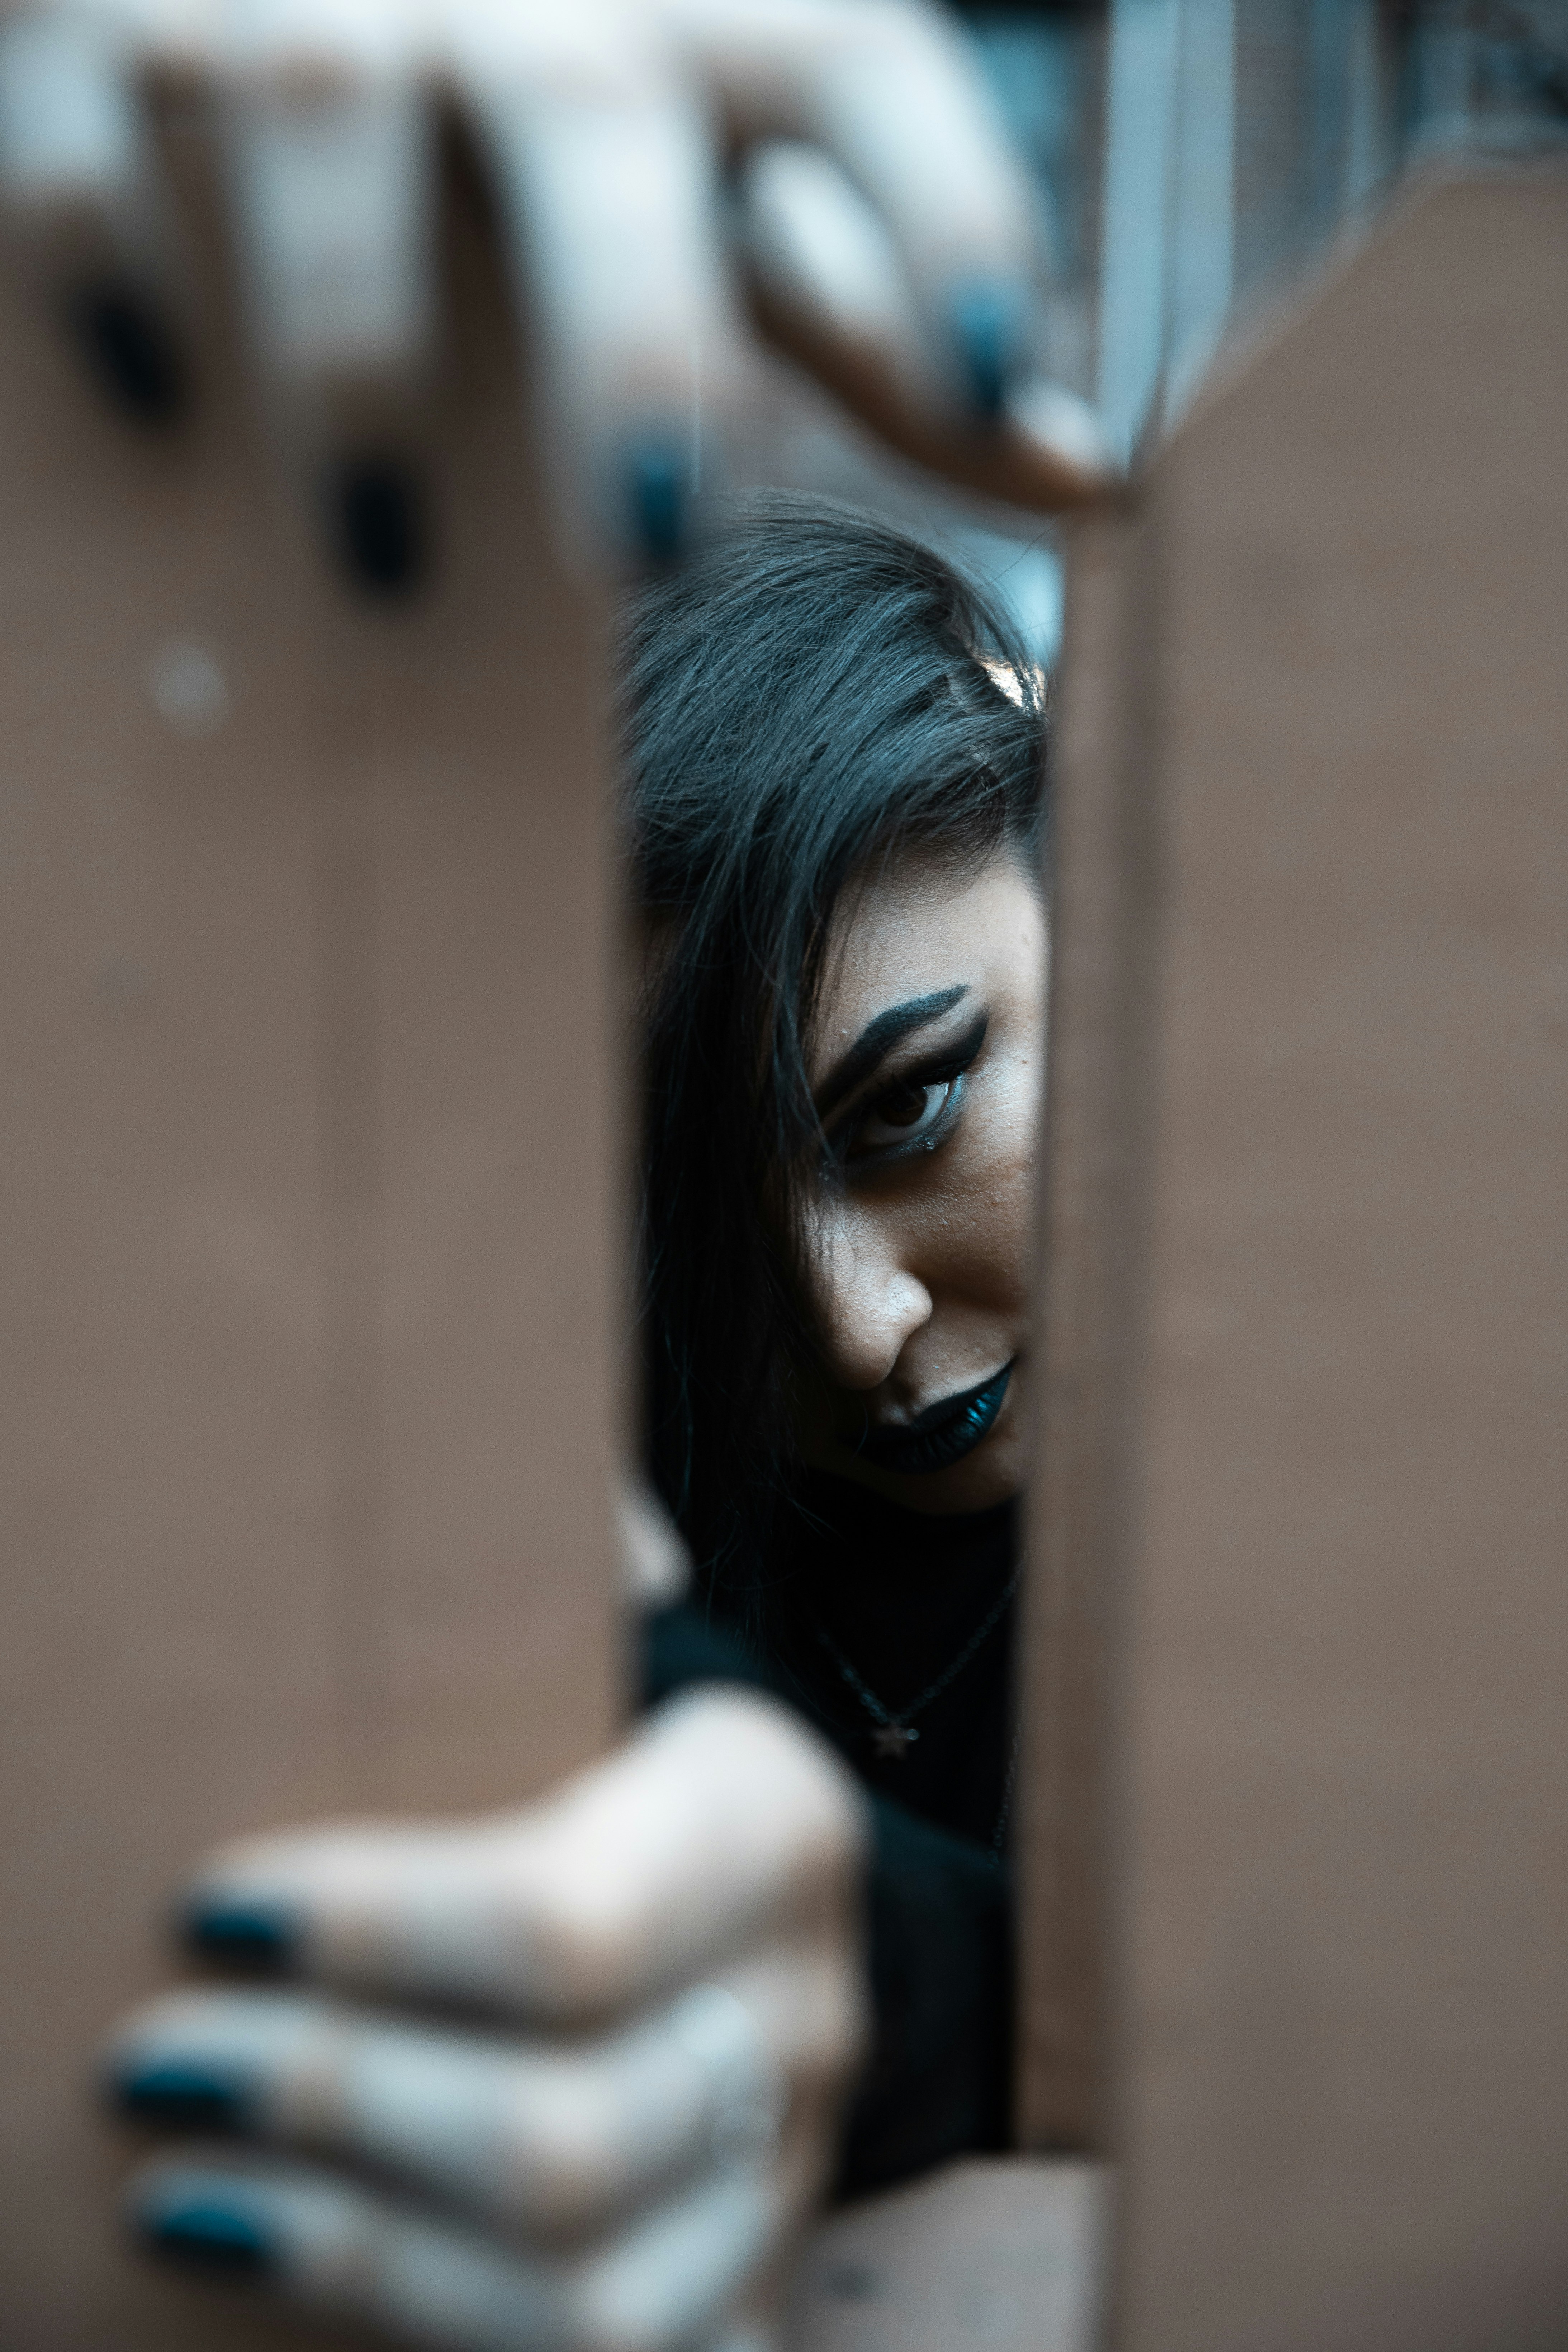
[621,494,1049,1611]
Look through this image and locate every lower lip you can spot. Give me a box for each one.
[851,1362,1015,1477]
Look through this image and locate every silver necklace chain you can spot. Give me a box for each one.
[810,1567,1021,1765]
[989,1722,1022,1860]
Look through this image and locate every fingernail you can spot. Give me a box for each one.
[626,437,688,568]
[67,281,187,427]
[181,1896,297,1971]
[133,2182,277,2277]
[113,2054,254,2131]
[949,282,1021,421]
[327,454,429,597]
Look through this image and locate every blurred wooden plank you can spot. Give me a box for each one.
[0,152,620,2344]
[1017,495,1153,2157]
[787,2158,1108,2352]
[1021,162,1568,2349]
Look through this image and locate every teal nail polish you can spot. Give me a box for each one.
[134,2184,276,2277]
[181,1897,297,1971]
[949,283,1019,420]
[627,439,687,567]
[327,453,429,597]
[67,280,187,427]
[114,2054,254,2132]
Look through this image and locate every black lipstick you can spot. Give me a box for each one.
[850,1362,1014,1477]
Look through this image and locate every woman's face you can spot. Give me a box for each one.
[794,843,1047,1515]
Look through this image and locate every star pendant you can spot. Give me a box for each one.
[872,1722,919,1763]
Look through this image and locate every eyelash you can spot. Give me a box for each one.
[829,1018,989,1175]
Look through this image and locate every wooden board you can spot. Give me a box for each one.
[787,2158,1107,2352]
[0,138,620,2344]
[1020,163,1568,2349]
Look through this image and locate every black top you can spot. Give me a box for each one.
[642,1472,1017,2200]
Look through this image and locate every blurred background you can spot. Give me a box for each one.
[730,0,1568,664]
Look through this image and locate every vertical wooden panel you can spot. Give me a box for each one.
[0,207,337,2349]
[1018,501,1157,2155]
[305,197,622,1816]
[0,159,618,2343]
[1022,164,1568,2349]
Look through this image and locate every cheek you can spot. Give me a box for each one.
[902,1091,1038,1308]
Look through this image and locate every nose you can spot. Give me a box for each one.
[813,1215,933,1392]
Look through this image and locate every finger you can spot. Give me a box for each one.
[737,137,1111,512]
[679,0,1039,418]
[212,0,434,591]
[181,1689,866,2022]
[105,1967,835,2238]
[575,2163,778,2352]
[738,138,929,398]
[447,9,751,571]
[618,1478,690,1610]
[0,8,186,420]
[129,2148,778,2352]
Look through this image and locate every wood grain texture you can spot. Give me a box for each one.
[0,140,620,2344]
[1021,162,1568,2350]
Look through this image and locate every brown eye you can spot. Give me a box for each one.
[878,1081,929,1129]
[849,1078,956,1158]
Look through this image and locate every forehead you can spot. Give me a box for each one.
[811,846,1044,1074]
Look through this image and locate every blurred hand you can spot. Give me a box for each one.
[0,0,1110,572]
[105,1686,868,2352]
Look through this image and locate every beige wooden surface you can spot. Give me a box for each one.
[0,145,620,2344]
[1017,491,1152,2159]
[1022,164,1568,2349]
[787,2158,1107,2352]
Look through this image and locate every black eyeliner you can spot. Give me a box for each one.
[814,985,968,1123]
[828,1008,990,1172]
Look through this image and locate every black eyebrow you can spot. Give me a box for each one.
[813,985,969,1122]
